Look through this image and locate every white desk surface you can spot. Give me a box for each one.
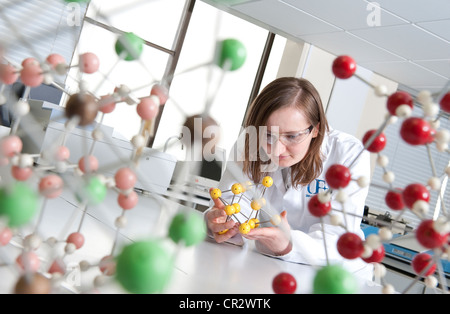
[0,186,381,294]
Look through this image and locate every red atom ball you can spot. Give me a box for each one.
[385,188,405,211]
[362,129,387,153]
[400,117,432,146]
[362,244,385,264]
[402,183,430,209]
[307,194,331,217]
[439,92,450,113]
[332,55,356,79]
[415,219,448,249]
[325,164,351,189]
[337,232,364,259]
[386,91,413,116]
[67,232,85,250]
[412,253,436,277]
[272,272,297,294]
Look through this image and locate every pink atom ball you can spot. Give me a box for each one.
[55,146,70,161]
[78,155,99,173]
[67,232,85,250]
[11,165,33,181]
[137,97,159,120]
[16,252,41,272]
[39,174,64,199]
[1,135,23,158]
[48,259,66,275]
[46,54,66,69]
[0,64,19,85]
[115,167,137,190]
[99,255,116,276]
[99,95,116,114]
[80,52,100,74]
[21,58,39,67]
[150,84,169,105]
[0,228,13,246]
[118,191,139,210]
[20,63,44,87]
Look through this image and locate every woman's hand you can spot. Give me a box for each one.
[243,211,292,256]
[205,189,239,243]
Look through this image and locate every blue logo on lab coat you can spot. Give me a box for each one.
[306,179,329,197]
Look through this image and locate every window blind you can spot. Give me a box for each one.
[365,103,450,229]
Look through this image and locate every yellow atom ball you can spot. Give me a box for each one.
[232,203,241,214]
[224,204,235,216]
[231,183,243,195]
[239,222,251,235]
[251,199,261,211]
[210,188,221,199]
[262,176,273,187]
[249,218,260,229]
[218,229,228,235]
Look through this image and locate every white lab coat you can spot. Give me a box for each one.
[206,128,374,281]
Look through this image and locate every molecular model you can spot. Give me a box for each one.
[0,0,248,294]
[281,55,449,294]
[210,175,281,235]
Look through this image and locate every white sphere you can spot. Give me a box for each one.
[357,176,370,188]
[64,243,77,254]
[13,99,30,117]
[429,119,440,129]
[417,90,432,105]
[373,263,387,277]
[382,284,395,294]
[366,234,381,250]
[436,142,448,152]
[330,214,342,226]
[427,176,441,190]
[382,171,395,184]
[395,104,412,118]
[376,154,389,167]
[92,129,104,141]
[361,245,373,259]
[387,114,398,125]
[336,190,347,203]
[55,63,68,75]
[374,85,388,97]
[131,134,146,148]
[412,200,429,216]
[115,216,127,229]
[435,129,450,144]
[424,276,438,288]
[94,275,107,287]
[79,260,90,271]
[422,102,439,117]
[318,191,331,203]
[433,217,450,233]
[24,234,42,250]
[378,227,393,241]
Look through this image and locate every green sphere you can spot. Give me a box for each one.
[168,212,206,247]
[76,176,107,205]
[115,240,174,294]
[216,38,247,71]
[313,265,358,294]
[0,183,38,227]
[115,32,144,61]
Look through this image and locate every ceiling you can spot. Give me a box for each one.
[201,0,450,96]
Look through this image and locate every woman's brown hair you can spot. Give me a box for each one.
[242,77,329,187]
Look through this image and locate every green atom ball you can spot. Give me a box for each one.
[168,212,206,247]
[313,264,358,294]
[0,183,38,227]
[115,32,144,61]
[216,38,247,71]
[76,177,107,205]
[115,240,174,294]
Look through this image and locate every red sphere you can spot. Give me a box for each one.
[0,63,19,85]
[412,253,436,277]
[115,167,137,190]
[150,84,169,105]
[362,244,385,263]
[402,183,430,209]
[307,194,331,217]
[272,272,297,294]
[416,219,448,249]
[337,232,364,259]
[400,117,432,146]
[386,91,413,116]
[385,188,405,211]
[118,191,139,210]
[439,92,450,113]
[325,164,351,189]
[332,55,356,79]
[67,232,85,250]
[362,129,387,153]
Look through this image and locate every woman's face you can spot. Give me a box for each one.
[262,106,318,168]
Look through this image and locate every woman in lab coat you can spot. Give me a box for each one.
[205,77,373,279]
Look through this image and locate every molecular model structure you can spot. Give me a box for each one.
[0,0,248,294]
[269,55,449,294]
